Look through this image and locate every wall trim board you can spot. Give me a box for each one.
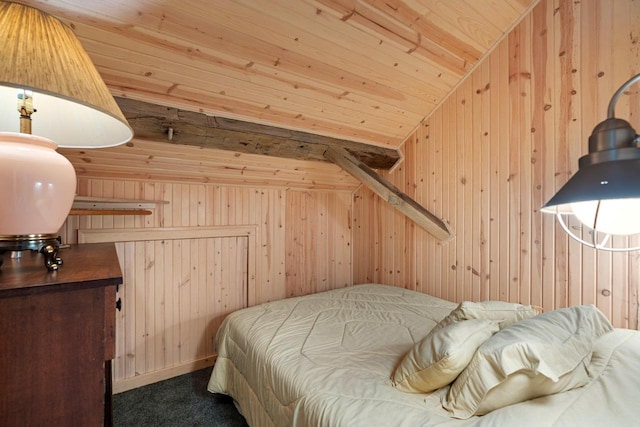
[78,225,255,243]
[78,226,257,306]
[79,226,255,391]
[112,356,216,394]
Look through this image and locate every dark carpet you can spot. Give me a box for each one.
[113,367,249,427]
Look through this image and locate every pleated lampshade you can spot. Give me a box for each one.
[0,1,133,147]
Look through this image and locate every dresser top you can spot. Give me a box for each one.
[0,243,123,298]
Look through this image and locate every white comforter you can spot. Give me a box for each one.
[208,284,640,426]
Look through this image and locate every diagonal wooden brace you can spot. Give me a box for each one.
[324,146,453,242]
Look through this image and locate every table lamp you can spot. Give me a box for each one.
[0,2,133,270]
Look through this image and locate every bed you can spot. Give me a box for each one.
[207,284,640,426]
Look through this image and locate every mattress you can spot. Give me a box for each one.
[208,284,640,426]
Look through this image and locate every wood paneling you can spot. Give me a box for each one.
[60,139,359,191]
[21,0,537,147]
[116,235,247,392]
[285,190,353,296]
[59,172,354,389]
[353,0,640,329]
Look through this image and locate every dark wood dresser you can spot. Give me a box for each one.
[0,243,122,426]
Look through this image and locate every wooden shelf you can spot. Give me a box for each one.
[70,196,168,216]
[69,208,152,216]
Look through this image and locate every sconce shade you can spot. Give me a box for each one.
[541,158,640,212]
[541,158,640,235]
[541,75,640,248]
[0,2,133,147]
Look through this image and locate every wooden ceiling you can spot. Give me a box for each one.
[19,0,538,150]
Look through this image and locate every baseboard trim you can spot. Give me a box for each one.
[113,356,217,394]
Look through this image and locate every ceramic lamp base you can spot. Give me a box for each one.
[0,132,76,236]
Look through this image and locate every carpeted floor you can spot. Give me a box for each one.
[113,367,249,427]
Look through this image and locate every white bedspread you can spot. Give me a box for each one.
[208,284,640,426]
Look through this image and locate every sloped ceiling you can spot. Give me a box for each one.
[20,0,538,149]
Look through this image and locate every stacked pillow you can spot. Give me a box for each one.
[431,300,541,332]
[392,301,538,393]
[392,318,499,393]
[392,301,614,419]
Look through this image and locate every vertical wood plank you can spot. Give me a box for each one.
[447,94,459,302]
[123,241,136,378]
[425,120,438,295]
[488,43,501,301]
[144,240,155,372]
[508,25,522,304]
[455,84,466,302]
[498,40,511,302]
[153,239,165,369]
[471,69,482,302]
[463,78,474,300]
[163,236,174,369]
[114,242,126,380]
[518,15,533,305]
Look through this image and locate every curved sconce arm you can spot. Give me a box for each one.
[607,74,640,118]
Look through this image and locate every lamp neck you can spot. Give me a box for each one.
[607,73,640,118]
[17,90,34,135]
[19,115,31,134]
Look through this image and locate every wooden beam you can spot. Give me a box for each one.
[115,97,400,170]
[324,147,453,242]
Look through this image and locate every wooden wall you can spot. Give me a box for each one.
[353,0,640,329]
[59,140,354,390]
[55,0,640,392]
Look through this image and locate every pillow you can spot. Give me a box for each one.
[392,319,499,393]
[432,301,540,334]
[443,305,613,419]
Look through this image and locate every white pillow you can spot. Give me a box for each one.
[443,305,613,419]
[392,319,498,393]
[432,301,540,334]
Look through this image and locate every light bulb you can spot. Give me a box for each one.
[571,198,640,235]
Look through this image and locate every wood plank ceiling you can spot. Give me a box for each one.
[19,0,538,150]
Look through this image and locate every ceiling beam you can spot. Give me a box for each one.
[324,147,453,242]
[115,97,400,170]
